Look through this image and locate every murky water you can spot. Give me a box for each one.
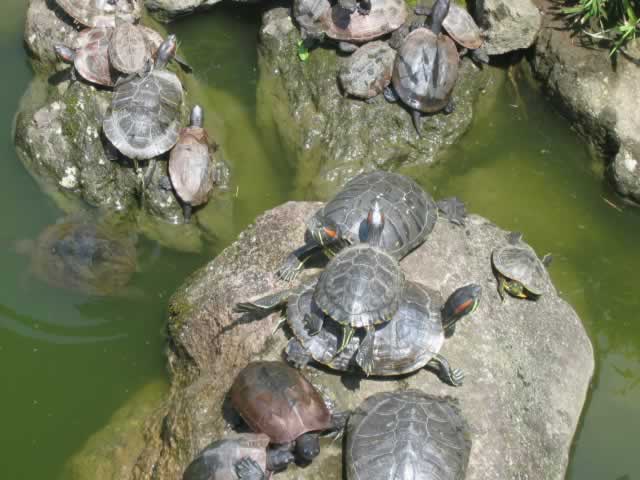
[0,2,639,479]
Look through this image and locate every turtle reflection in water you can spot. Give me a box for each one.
[18,218,137,296]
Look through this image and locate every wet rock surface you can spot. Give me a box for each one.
[145,0,223,22]
[71,201,594,479]
[530,0,640,205]
[257,8,496,198]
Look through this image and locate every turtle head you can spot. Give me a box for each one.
[366,201,385,247]
[190,105,204,128]
[155,34,177,69]
[441,283,482,331]
[295,433,320,462]
[309,216,343,247]
[54,45,76,64]
[430,0,450,35]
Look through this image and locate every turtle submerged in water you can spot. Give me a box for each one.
[16,217,137,296]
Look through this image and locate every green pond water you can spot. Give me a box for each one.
[0,2,639,479]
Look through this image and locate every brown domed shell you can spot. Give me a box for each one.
[444,3,483,50]
[74,27,115,87]
[320,0,407,43]
[109,23,149,75]
[339,41,396,99]
[169,126,215,206]
[230,361,332,444]
[56,0,143,28]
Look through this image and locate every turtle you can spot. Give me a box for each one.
[169,105,221,223]
[491,232,552,301]
[54,27,115,87]
[56,0,142,28]
[16,217,137,296]
[277,170,466,282]
[346,390,471,480]
[103,34,184,162]
[294,0,407,53]
[230,361,347,467]
[414,0,489,65]
[338,41,396,100]
[384,0,459,136]
[182,433,294,480]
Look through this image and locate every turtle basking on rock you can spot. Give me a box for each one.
[276,170,466,282]
[54,27,115,87]
[56,0,142,28]
[338,41,396,100]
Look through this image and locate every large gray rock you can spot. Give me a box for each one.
[257,8,496,198]
[145,0,222,22]
[472,0,542,55]
[529,0,640,205]
[65,201,592,479]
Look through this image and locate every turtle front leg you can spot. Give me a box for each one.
[355,326,376,376]
[285,338,312,369]
[233,289,293,316]
[497,276,507,303]
[325,410,350,439]
[265,447,295,473]
[357,0,371,15]
[235,457,267,480]
[277,242,323,282]
[336,324,355,354]
[427,354,464,386]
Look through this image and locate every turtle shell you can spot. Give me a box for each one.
[444,3,483,50]
[319,0,407,43]
[169,126,215,206]
[310,171,437,260]
[73,27,114,87]
[339,41,396,99]
[29,218,137,296]
[109,23,150,75]
[346,390,470,480]
[103,68,184,160]
[492,240,547,296]
[182,433,270,480]
[313,244,404,328]
[56,0,142,28]
[392,27,459,113]
[230,361,332,444]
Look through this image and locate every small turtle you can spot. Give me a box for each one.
[54,27,115,87]
[346,390,471,480]
[338,41,396,100]
[103,35,184,161]
[182,433,294,480]
[230,361,346,467]
[17,217,137,296]
[277,170,465,281]
[492,232,552,301]
[385,0,459,136]
[169,105,220,223]
[56,0,142,28]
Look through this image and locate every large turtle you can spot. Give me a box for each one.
[346,390,471,480]
[230,361,346,467]
[492,232,552,301]
[277,170,466,281]
[17,217,137,296]
[385,0,459,136]
[182,433,294,480]
[338,41,396,100]
[54,27,115,87]
[56,0,142,28]
[103,35,184,162]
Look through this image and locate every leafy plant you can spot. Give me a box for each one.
[563,0,640,56]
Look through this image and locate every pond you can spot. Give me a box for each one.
[0,2,638,479]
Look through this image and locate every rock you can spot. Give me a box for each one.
[472,0,542,55]
[529,0,640,205]
[110,200,593,480]
[256,8,496,198]
[25,0,79,74]
[145,0,222,22]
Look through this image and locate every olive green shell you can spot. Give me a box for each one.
[73,27,114,87]
[444,3,483,50]
[56,0,142,28]
[313,244,404,328]
[492,238,548,296]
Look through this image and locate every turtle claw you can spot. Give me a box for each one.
[235,457,266,480]
[450,368,465,387]
[277,255,303,282]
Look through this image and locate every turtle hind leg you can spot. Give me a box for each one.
[436,197,467,226]
[542,253,553,267]
[411,110,424,137]
[355,327,376,376]
[285,338,312,369]
[233,290,292,316]
[427,354,464,386]
[336,325,355,354]
[235,457,267,480]
[182,203,193,224]
[383,85,399,103]
[443,98,456,115]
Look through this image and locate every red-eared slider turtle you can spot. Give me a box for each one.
[277,170,466,281]
[346,390,471,480]
[492,232,552,301]
[182,433,294,480]
[103,35,184,161]
[338,41,396,100]
[56,0,142,28]
[54,27,115,87]
[385,0,459,136]
[169,105,220,223]
[17,217,137,296]
[230,361,346,467]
